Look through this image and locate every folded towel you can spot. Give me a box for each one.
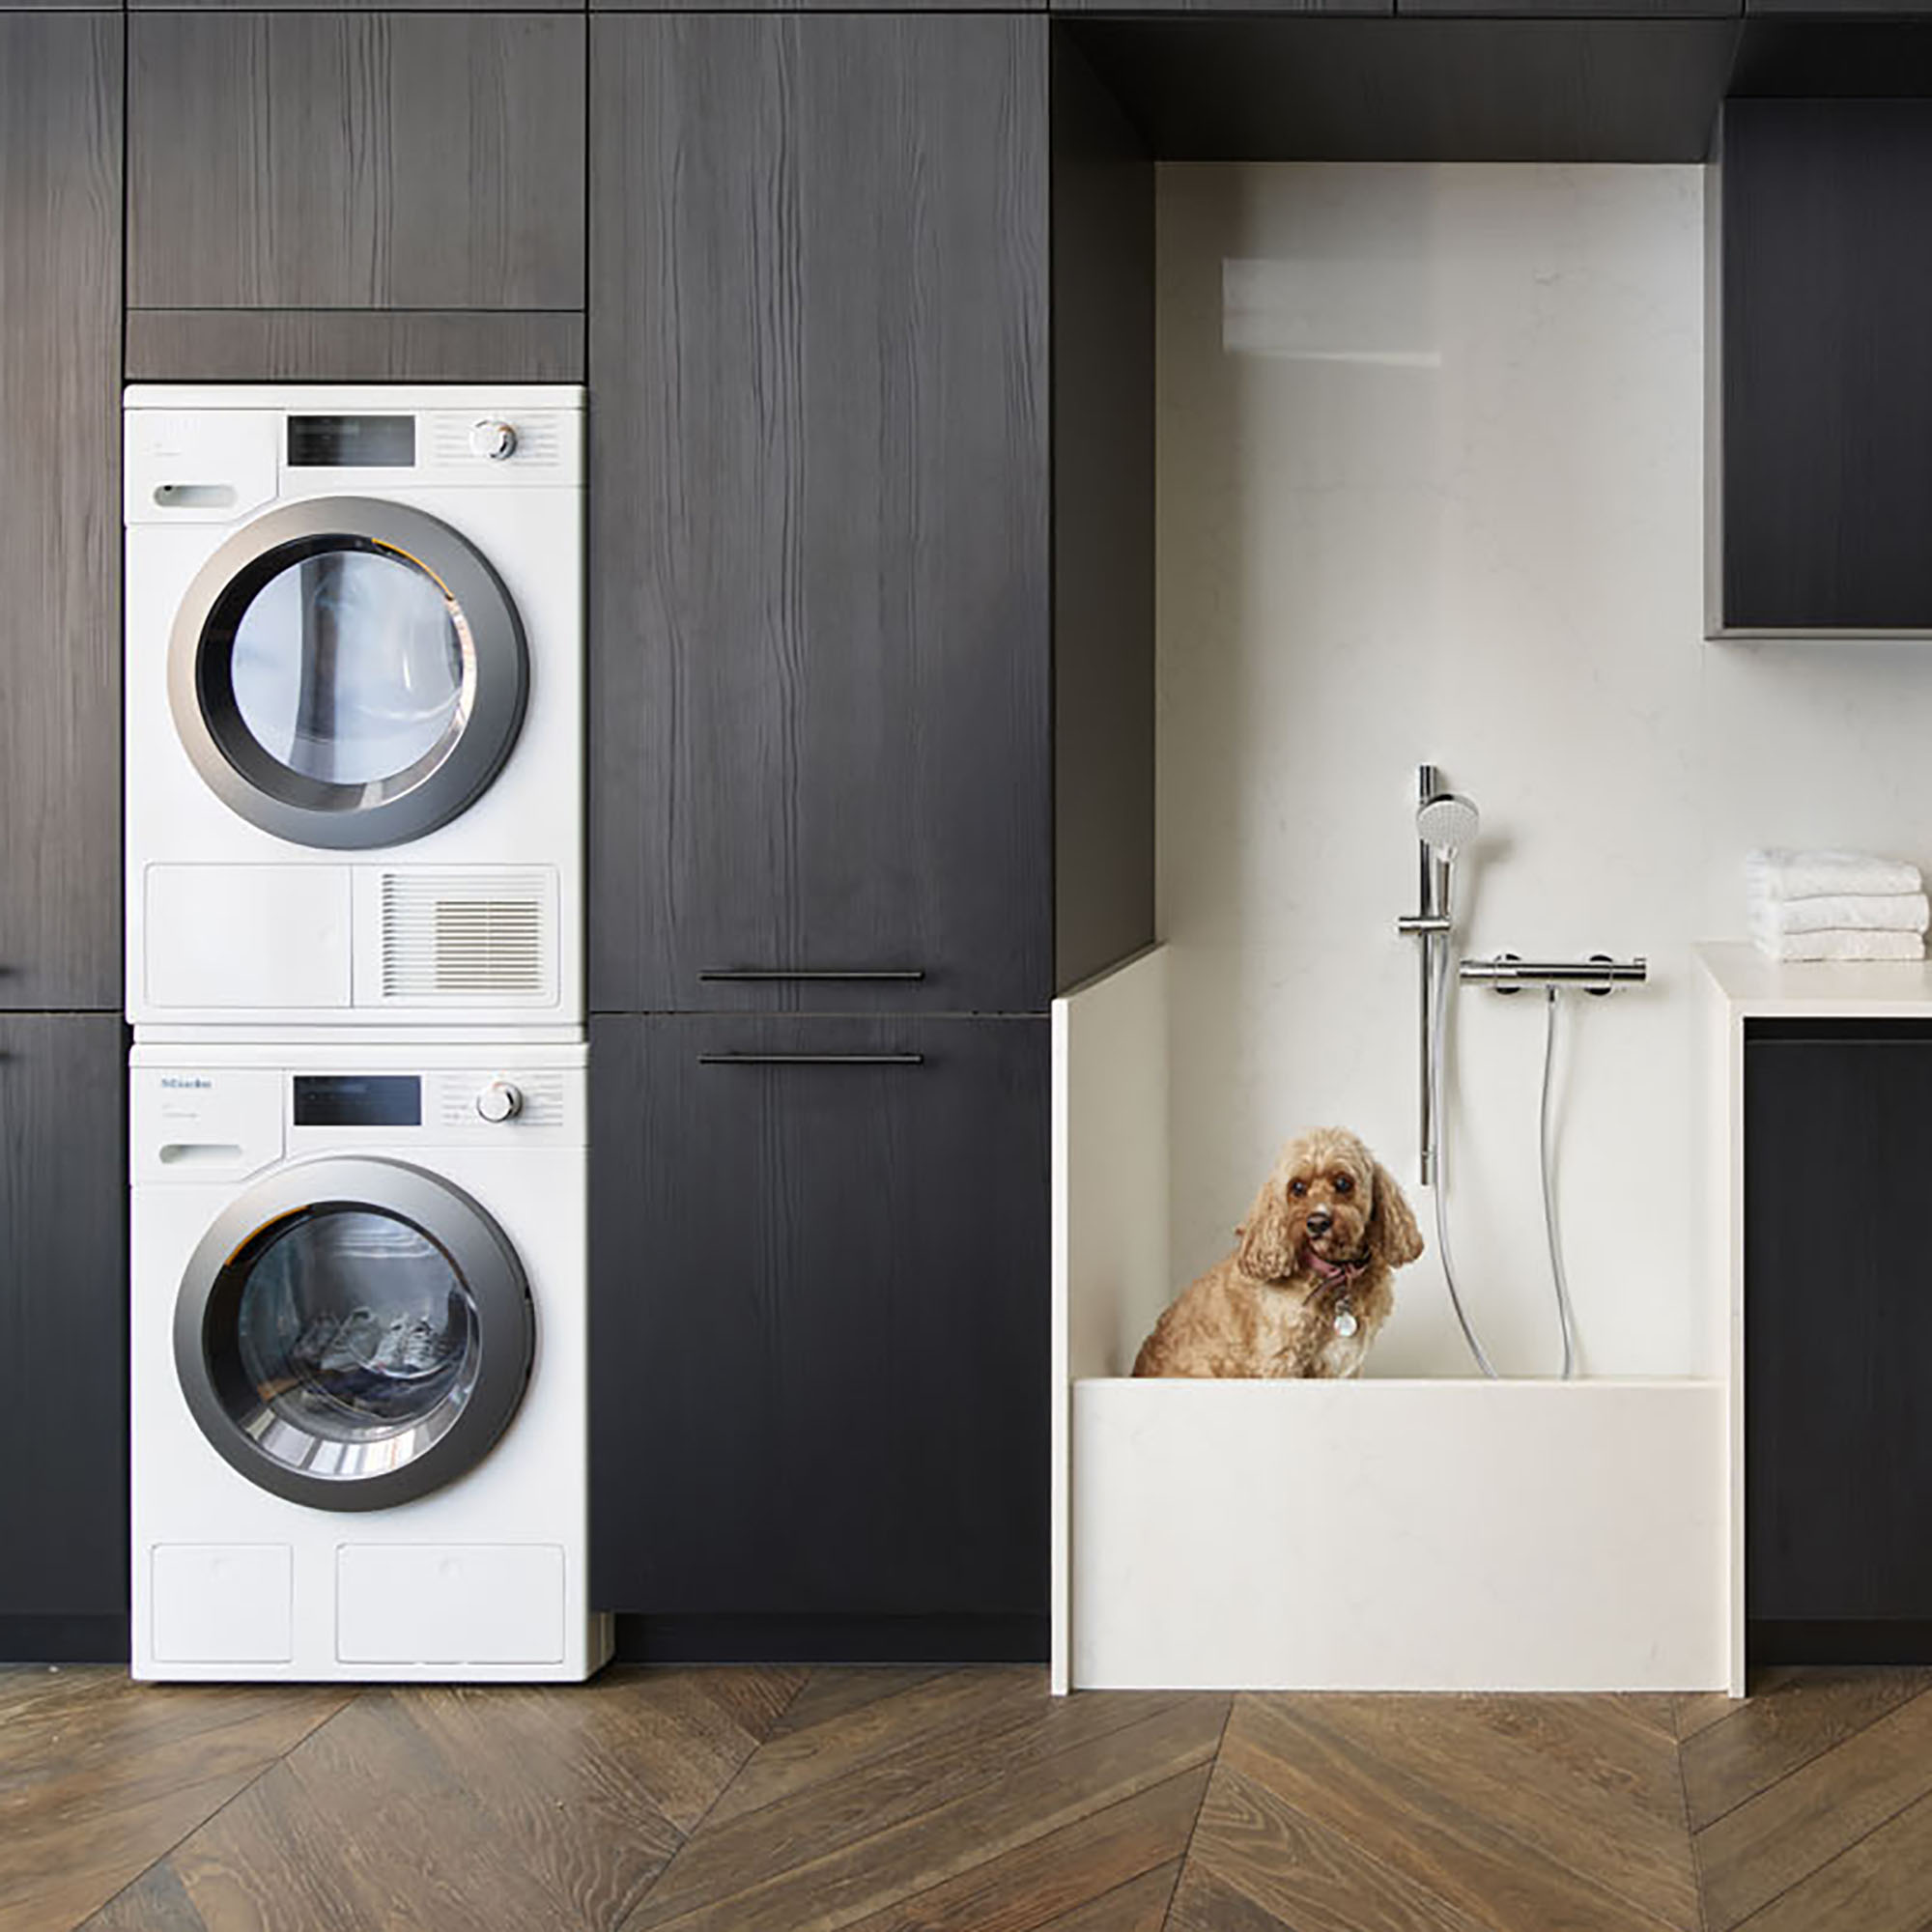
[1752,927,1926,963]
[1747,849,1922,901]
[1748,891,1931,937]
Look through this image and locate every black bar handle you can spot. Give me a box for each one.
[697,1053,925,1066]
[697,969,926,982]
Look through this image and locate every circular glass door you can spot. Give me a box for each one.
[175,1158,533,1511]
[168,499,528,851]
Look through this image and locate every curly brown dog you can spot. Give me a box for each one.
[1133,1127,1424,1378]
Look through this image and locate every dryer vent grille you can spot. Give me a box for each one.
[379,870,556,1004]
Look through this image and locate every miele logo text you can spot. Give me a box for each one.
[159,1076,213,1091]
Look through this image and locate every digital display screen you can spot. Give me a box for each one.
[293,1076,421,1127]
[287,415,415,469]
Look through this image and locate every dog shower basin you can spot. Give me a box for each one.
[1051,948,1730,1694]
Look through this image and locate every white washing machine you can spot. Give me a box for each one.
[125,385,583,1034]
[130,1040,610,1682]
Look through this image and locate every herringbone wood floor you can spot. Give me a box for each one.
[3,1663,1930,1931]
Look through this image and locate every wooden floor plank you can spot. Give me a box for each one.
[1271,1693,1700,1930]
[1674,1691,1742,1743]
[1728,1785,1932,1932]
[1680,1669,1932,1831]
[1033,1861,1179,1932]
[770,1669,953,1740]
[0,1670,350,1932]
[1224,1697,1688,1932]
[1183,1760,1493,1932]
[628,1684,1201,1929]
[837,1764,1210,1932]
[1695,1685,1932,1932]
[627,1696,1231,1932]
[701,1669,1052,1828]
[1165,1863,1301,1932]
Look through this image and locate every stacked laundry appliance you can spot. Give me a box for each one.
[123,387,609,1680]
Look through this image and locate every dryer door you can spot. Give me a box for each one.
[174,1157,534,1511]
[167,498,528,850]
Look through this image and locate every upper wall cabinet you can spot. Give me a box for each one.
[128,14,585,312]
[589,14,1051,1015]
[0,14,121,1011]
[1713,99,1932,636]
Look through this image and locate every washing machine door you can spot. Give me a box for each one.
[174,1157,534,1512]
[167,498,528,850]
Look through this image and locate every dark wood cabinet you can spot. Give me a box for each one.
[1714,99,1932,635]
[128,13,585,312]
[587,14,1051,1016]
[0,1016,127,1658]
[0,14,122,1014]
[1746,1022,1932,1659]
[590,1014,1049,1625]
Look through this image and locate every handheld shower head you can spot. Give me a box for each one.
[1416,791,1480,861]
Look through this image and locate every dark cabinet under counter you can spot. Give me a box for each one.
[589,1014,1049,1649]
[1746,1018,1932,1661]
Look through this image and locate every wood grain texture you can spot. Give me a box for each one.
[76,1669,800,1932]
[134,0,576,11]
[1746,1037,1932,1624]
[1718,100,1932,631]
[0,15,121,1011]
[1400,0,1736,14]
[126,309,583,383]
[0,1018,126,1631]
[0,1668,349,1932]
[1694,1687,1932,1931]
[1178,1761,1494,1932]
[1221,1695,1696,1932]
[1049,36,1155,994]
[128,13,584,310]
[1066,16,1743,162]
[1680,1665,1932,1829]
[587,14,1051,1015]
[589,1015,1049,1620]
[13,1666,1932,1932]
[599,0,1033,12]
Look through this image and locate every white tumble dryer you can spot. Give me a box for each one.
[130,1040,610,1682]
[124,385,583,1034]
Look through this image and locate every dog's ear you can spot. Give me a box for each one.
[1236,1179,1297,1281]
[1367,1159,1425,1268]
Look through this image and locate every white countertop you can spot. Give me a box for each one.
[1696,940,1932,1016]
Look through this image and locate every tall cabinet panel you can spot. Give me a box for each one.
[0,1016,128,1652]
[0,13,121,1012]
[588,14,1051,1015]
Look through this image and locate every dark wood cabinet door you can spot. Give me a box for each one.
[1746,1025,1932,1639]
[0,1016,127,1634]
[1717,99,1932,634]
[128,13,585,311]
[590,1014,1049,1619]
[0,14,121,1012]
[588,15,1051,1016]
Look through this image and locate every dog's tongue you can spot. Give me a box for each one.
[1306,1247,1361,1284]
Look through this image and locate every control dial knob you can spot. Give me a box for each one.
[475,1080,524,1123]
[469,419,518,461]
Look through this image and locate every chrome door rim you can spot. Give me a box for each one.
[174,1156,534,1512]
[167,498,529,850]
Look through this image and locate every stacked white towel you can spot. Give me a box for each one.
[1747,850,1929,962]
